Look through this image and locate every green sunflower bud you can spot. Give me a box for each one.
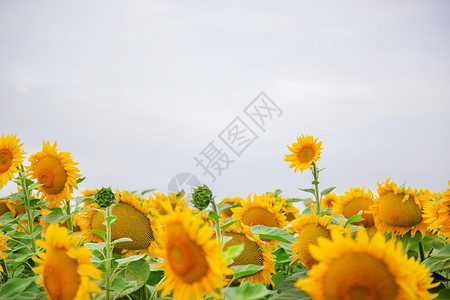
[192,184,213,210]
[94,187,116,207]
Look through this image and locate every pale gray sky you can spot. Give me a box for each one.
[1,1,449,201]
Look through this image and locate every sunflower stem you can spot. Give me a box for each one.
[211,200,222,245]
[105,205,113,300]
[0,259,9,282]
[19,168,37,253]
[149,276,165,300]
[418,240,425,262]
[311,162,321,215]
[65,200,73,232]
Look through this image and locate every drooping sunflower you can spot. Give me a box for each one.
[155,208,230,300]
[284,134,322,173]
[0,233,11,273]
[372,178,428,237]
[0,134,25,188]
[423,182,450,240]
[333,187,376,233]
[223,222,275,284]
[33,224,102,300]
[28,141,81,207]
[231,194,289,230]
[296,229,437,300]
[322,192,339,211]
[291,211,345,269]
[81,191,156,255]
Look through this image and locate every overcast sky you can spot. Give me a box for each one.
[1,1,449,202]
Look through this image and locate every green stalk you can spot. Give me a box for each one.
[105,206,113,300]
[19,172,36,253]
[311,162,321,215]
[211,200,222,245]
[65,200,73,232]
[418,241,425,262]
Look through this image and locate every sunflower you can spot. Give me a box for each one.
[33,224,102,299]
[291,211,345,269]
[372,178,428,237]
[0,233,11,273]
[145,192,187,218]
[0,134,25,188]
[333,187,376,233]
[266,191,300,222]
[231,194,289,230]
[296,229,437,300]
[0,198,12,217]
[284,134,322,173]
[423,182,450,240]
[155,208,230,300]
[28,141,81,207]
[81,191,156,255]
[223,222,275,284]
[219,196,243,219]
[322,192,339,211]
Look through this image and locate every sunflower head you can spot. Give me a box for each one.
[372,178,428,237]
[94,187,116,207]
[191,184,213,210]
[220,196,243,219]
[322,192,339,211]
[0,134,25,188]
[155,208,230,300]
[284,134,322,173]
[81,191,156,255]
[291,212,345,269]
[223,223,275,284]
[0,233,11,272]
[28,141,81,207]
[296,229,437,300]
[33,224,102,300]
[231,194,289,230]
[333,187,376,232]
[423,182,450,240]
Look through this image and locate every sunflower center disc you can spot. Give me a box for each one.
[92,203,153,251]
[379,191,422,227]
[241,207,279,227]
[323,253,398,300]
[166,224,208,283]
[43,249,81,300]
[224,232,264,267]
[0,149,13,173]
[297,224,330,269]
[298,147,314,163]
[34,156,67,194]
[342,197,375,228]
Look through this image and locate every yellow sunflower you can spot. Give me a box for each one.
[155,208,230,300]
[372,178,428,237]
[28,141,81,207]
[145,192,187,218]
[231,194,289,230]
[0,134,25,188]
[219,196,243,219]
[322,192,339,211]
[333,187,376,233]
[0,198,12,217]
[423,182,450,240]
[296,229,437,300]
[0,233,11,272]
[81,191,156,255]
[284,134,322,173]
[223,222,275,284]
[291,211,345,269]
[267,191,300,222]
[33,224,102,299]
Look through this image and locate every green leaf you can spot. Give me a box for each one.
[111,237,133,246]
[251,225,296,244]
[208,211,220,221]
[76,176,86,184]
[0,212,17,226]
[423,244,450,272]
[104,215,116,224]
[115,254,147,268]
[397,231,422,253]
[299,188,316,195]
[272,247,290,263]
[436,288,450,300]
[221,220,239,231]
[344,212,364,228]
[85,242,106,254]
[113,258,151,297]
[141,188,156,195]
[87,229,106,239]
[222,281,271,300]
[147,270,165,285]
[222,244,244,263]
[42,208,69,224]
[0,277,36,300]
[320,187,336,197]
[285,198,303,203]
[270,287,312,300]
[231,264,264,281]
[277,269,308,292]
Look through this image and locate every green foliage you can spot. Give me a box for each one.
[222,281,272,300]
[251,225,296,244]
[423,244,450,272]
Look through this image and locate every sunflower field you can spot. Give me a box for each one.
[0,133,449,300]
